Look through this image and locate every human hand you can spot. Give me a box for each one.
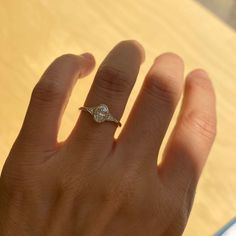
[0,40,216,236]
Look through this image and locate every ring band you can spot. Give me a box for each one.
[79,104,122,127]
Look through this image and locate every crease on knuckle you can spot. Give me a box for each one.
[32,79,65,103]
[182,111,217,140]
[102,174,136,208]
[144,73,179,105]
[95,66,133,96]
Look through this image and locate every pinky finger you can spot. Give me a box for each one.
[159,69,217,192]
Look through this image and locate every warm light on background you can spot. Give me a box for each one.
[0,0,236,235]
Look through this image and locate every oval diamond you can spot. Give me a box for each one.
[93,104,109,123]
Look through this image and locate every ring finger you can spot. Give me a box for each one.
[69,40,145,156]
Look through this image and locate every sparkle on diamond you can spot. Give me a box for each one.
[93,104,109,123]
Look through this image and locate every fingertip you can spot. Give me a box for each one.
[182,69,217,143]
[187,68,209,80]
[129,40,146,63]
[185,69,215,100]
[119,39,146,64]
[80,52,96,64]
[154,52,184,69]
[78,52,96,77]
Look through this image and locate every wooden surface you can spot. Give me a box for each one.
[0,0,236,235]
[196,0,236,29]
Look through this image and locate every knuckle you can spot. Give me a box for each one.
[102,173,136,207]
[95,66,133,96]
[117,177,135,199]
[31,54,82,104]
[32,79,65,103]
[144,72,180,105]
[182,111,217,140]
[107,177,134,202]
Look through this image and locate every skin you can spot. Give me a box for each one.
[0,40,216,236]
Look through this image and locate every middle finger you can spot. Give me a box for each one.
[117,53,184,166]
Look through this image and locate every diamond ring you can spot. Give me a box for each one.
[79,104,122,127]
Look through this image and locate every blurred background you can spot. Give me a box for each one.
[0,0,236,235]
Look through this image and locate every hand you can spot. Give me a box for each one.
[0,40,216,236]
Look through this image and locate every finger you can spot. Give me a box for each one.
[117,53,184,167]
[159,69,216,193]
[69,40,145,154]
[18,53,96,150]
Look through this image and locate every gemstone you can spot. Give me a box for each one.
[93,104,109,123]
